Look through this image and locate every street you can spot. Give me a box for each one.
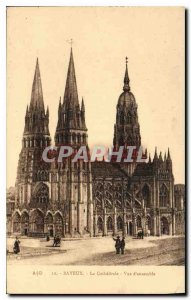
[7,235,185,266]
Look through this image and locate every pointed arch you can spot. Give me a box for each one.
[54,212,63,236]
[159,183,169,207]
[146,215,152,230]
[126,111,132,124]
[120,112,124,125]
[127,136,132,145]
[136,215,142,228]
[21,211,29,223]
[117,216,123,231]
[97,216,103,233]
[142,184,151,207]
[21,211,29,235]
[30,209,44,234]
[45,212,53,224]
[33,182,49,205]
[107,216,113,231]
[161,216,169,235]
[12,211,21,233]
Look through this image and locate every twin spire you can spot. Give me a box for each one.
[30,58,45,111]
[63,48,79,109]
[30,52,130,113]
[55,47,86,132]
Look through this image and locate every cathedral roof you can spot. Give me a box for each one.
[118,91,136,106]
[91,161,128,178]
[133,162,154,176]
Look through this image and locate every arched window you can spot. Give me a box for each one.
[126,111,132,124]
[82,134,86,144]
[146,215,151,230]
[117,216,123,231]
[34,183,49,205]
[136,215,142,228]
[54,213,63,236]
[13,212,21,233]
[107,216,113,231]
[142,184,150,207]
[159,184,168,207]
[161,216,169,235]
[72,133,76,144]
[21,212,29,235]
[120,112,124,124]
[77,134,81,144]
[97,217,103,232]
[128,136,132,145]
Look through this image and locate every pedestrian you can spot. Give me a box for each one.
[53,235,56,247]
[56,236,61,247]
[113,236,121,254]
[46,234,50,242]
[13,236,20,254]
[120,237,125,254]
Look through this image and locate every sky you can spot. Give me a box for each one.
[7,7,185,186]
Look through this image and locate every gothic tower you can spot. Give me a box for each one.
[14,58,51,235]
[52,48,93,237]
[113,58,141,149]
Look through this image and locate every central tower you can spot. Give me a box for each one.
[113,58,141,149]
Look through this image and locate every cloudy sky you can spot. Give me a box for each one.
[7,7,185,186]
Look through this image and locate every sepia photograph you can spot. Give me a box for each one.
[6,6,185,294]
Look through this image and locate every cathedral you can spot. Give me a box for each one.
[7,49,185,238]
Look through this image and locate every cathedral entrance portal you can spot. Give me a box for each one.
[13,212,21,234]
[30,210,44,236]
[21,212,29,236]
[45,213,54,237]
[128,221,133,236]
[107,216,113,235]
[161,216,169,235]
[97,217,103,235]
[54,213,64,237]
[49,227,53,237]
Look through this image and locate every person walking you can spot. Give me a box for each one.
[113,236,121,254]
[53,235,57,247]
[13,237,20,254]
[120,237,125,254]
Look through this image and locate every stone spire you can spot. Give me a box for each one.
[55,48,88,146]
[24,58,50,136]
[81,97,85,111]
[30,58,44,111]
[167,148,171,160]
[63,48,79,109]
[123,57,130,92]
[153,147,158,160]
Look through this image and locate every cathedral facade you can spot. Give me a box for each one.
[7,49,185,238]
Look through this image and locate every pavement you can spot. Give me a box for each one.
[7,235,185,266]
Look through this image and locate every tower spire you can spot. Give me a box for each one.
[30,58,44,111]
[167,148,171,160]
[63,48,79,109]
[153,147,158,160]
[123,57,130,92]
[81,97,85,111]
